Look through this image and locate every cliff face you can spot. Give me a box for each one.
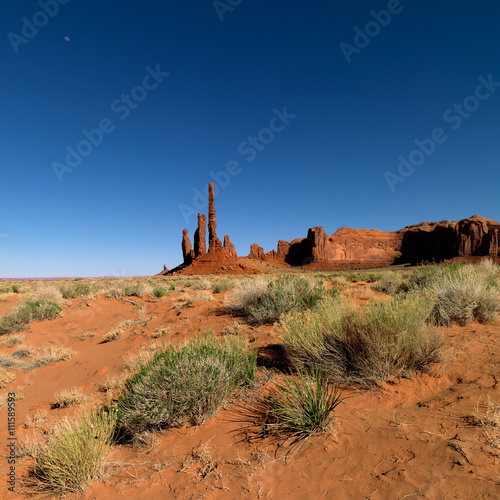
[248,215,500,267]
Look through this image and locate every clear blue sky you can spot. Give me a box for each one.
[1,1,499,277]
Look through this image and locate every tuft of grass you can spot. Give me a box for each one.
[192,279,212,290]
[54,388,88,408]
[373,279,408,296]
[212,278,235,294]
[280,293,442,386]
[29,286,66,306]
[471,397,500,449]
[256,368,343,443]
[0,366,15,388]
[153,287,167,298]
[102,320,136,342]
[33,345,76,368]
[24,409,49,429]
[0,300,63,334]
[117,334,257,435]
[28,406,118,493]
[230,275,325,325]
[58,282,92,299]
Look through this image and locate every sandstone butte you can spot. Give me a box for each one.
[162,186,499,274]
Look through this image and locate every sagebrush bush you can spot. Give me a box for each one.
[280,293,442,385]
[412,260,500,326]
[230,275,325,324]
[117,334,257,435]
[0,301,62,334]
[29,407,117,493]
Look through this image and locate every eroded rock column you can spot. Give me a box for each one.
[208,182,222,252]
[194,213,207,257]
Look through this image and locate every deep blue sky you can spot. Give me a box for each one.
[1,1,499,277]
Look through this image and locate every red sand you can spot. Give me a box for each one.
[0,282,499,499]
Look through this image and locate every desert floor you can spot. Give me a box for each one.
[0,270,499,499]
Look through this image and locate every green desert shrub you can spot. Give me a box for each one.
[117,334,257,435]
[256,368,343,442]
[29,406,117,493]
[152,287,167,298]
[230,275,325,324]
[0,301,62,334]
[279,293,442,386]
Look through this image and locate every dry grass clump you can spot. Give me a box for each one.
[280,293,442,386]
[33,345,76,368]
[192,279,212,290]
[0,366,15,388]
[117,334,257,435]
[27,406,118,493]
[102,320,136,342]
[54,388,88,408]
[29,286,67,307]
[25,409,49,429]
[191,290,214,302]
[473,397,500,448]
[230,275,326,325]
[150,326,169,338]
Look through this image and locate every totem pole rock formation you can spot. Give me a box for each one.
[194,213,207,257]
[223,235,236,257]
[208,183,223,253]
[182,229,194,265]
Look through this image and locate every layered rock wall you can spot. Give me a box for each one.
[248,215,500,267]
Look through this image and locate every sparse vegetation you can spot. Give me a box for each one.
[58,282,92,299]
[230,275,326,324]
[0,300,63,334]
[28,406,118,493]
[117,334,257,435]
[280,293,442,385]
